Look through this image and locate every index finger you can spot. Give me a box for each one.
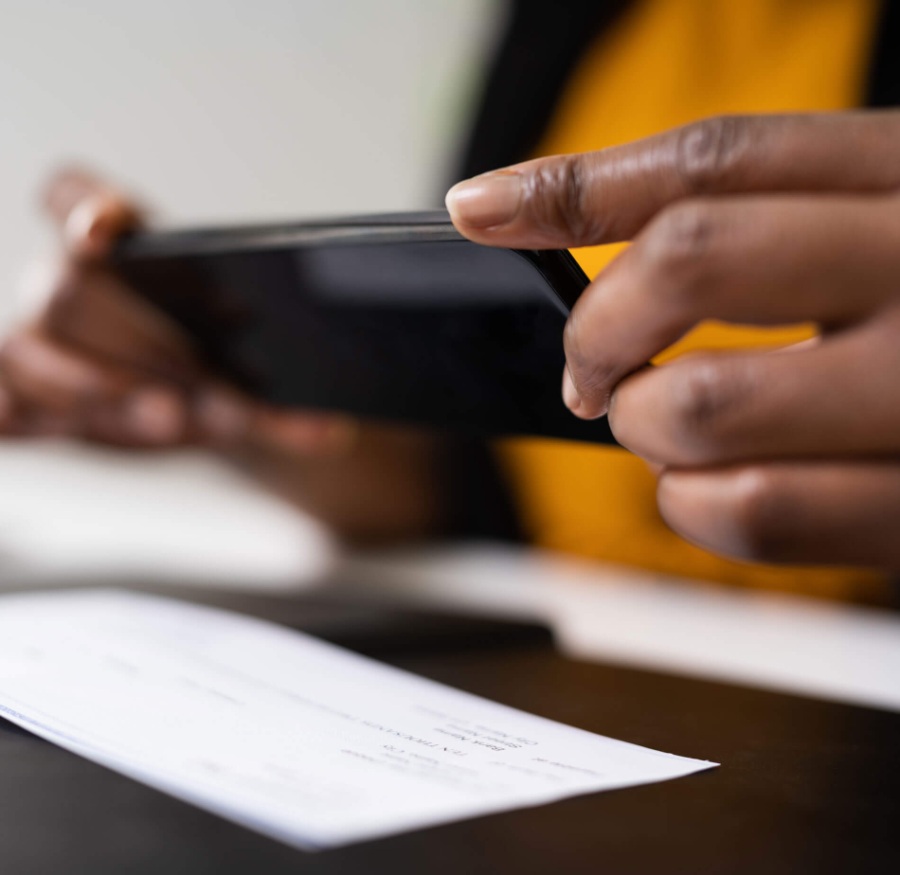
[42,167,142,259]
[445,111,900,249]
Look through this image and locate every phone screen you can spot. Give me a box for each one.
[115,223,615,444]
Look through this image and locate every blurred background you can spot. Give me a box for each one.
[1,0,898,720]
[0,0,498,588]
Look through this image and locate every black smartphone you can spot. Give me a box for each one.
[113,210,615,444]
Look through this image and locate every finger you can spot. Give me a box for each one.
[1,330,364,455]
[446,111,900,248]
[37,262,197,382]
[562,194,900,418]
[1,327,133,413]
[0,380,18,434]
[0,369,101,439]
[250,406,360,456]
[610,321,900,466]
[42,167,141,259]
[0,375,71,438]
[657,461,900,568]
[0,328,188,446]
[180,382,358,456]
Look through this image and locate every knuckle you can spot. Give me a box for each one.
[667,361,742,459]
[673,115,751,194]
[726,467,792,561]
[526,154,603,243]
[642,202,718,296]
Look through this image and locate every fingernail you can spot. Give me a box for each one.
[124,387,185,443]
[562,367,582,414]
[445,171,522,229]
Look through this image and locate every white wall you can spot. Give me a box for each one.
[0,0,500,586]
[0,0,497,325]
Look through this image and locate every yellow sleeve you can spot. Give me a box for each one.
[496,0,887,601]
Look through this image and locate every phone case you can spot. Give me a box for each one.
[114,210,615,444]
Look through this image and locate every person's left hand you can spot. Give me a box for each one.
[447,111,900,569]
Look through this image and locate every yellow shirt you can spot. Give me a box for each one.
[498,0,887,601]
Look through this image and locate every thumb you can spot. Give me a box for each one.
[42,167,141,260]
[446,112,900,250]
[445,154,620,250]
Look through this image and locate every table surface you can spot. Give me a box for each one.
[2,627,898,875]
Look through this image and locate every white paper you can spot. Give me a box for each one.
[0,590,716,849]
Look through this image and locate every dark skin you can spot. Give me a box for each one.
[447,111,900,569]
[4,111,900,568]
[0,170,446,544]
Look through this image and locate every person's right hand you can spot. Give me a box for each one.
[446,111,900,568]
[0,169,446,543]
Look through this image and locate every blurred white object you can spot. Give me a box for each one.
[0,589,714,850]
[0,441,333,589]
[334,545,900,713]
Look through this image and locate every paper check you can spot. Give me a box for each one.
[0,590,716,849]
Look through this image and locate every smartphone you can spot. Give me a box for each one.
[113,210,615,444]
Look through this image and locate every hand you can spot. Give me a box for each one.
[0,168,355,453]
[0,169,445,542]
[447,111,900,569]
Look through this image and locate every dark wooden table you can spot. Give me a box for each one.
[1,592,897,875]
